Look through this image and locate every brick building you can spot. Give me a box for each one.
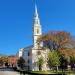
[8,56,16,67]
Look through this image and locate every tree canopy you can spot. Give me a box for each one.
[47,51,60,71]
[38,31,75,68]
[17,57,25,70]
[38,31,75,50]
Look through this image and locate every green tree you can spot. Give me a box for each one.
[17,57,25,70]
[47,51,60,71]
[37,57,44,71]
[38,31,75,70]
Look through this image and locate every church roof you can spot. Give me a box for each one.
[23,45,33,50]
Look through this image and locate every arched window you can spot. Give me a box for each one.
[37,29,39,34]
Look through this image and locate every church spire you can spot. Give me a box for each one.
[35,4,37,14]
[33,4,42,48]
[35,4,38,18]
[34,4,40,25]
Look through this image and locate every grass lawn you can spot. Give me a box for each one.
[32,71,51,74]
[31,70,75,74]
[31,70,62,74]
[65,70,75,74]
[17,69,75,75]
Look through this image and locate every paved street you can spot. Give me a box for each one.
[0,71,20,75]
[0,68,20,75]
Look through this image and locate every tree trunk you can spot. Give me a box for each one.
[67,65,71,70]
[56,66,58,71]
[67,57,71,70]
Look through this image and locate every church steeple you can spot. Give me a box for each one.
[35,4,38,18]
[34,4,40,26]
[33,4,42,48]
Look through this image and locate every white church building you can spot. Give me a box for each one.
[17,5,50,71]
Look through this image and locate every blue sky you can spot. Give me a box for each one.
[0,0,75,55]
